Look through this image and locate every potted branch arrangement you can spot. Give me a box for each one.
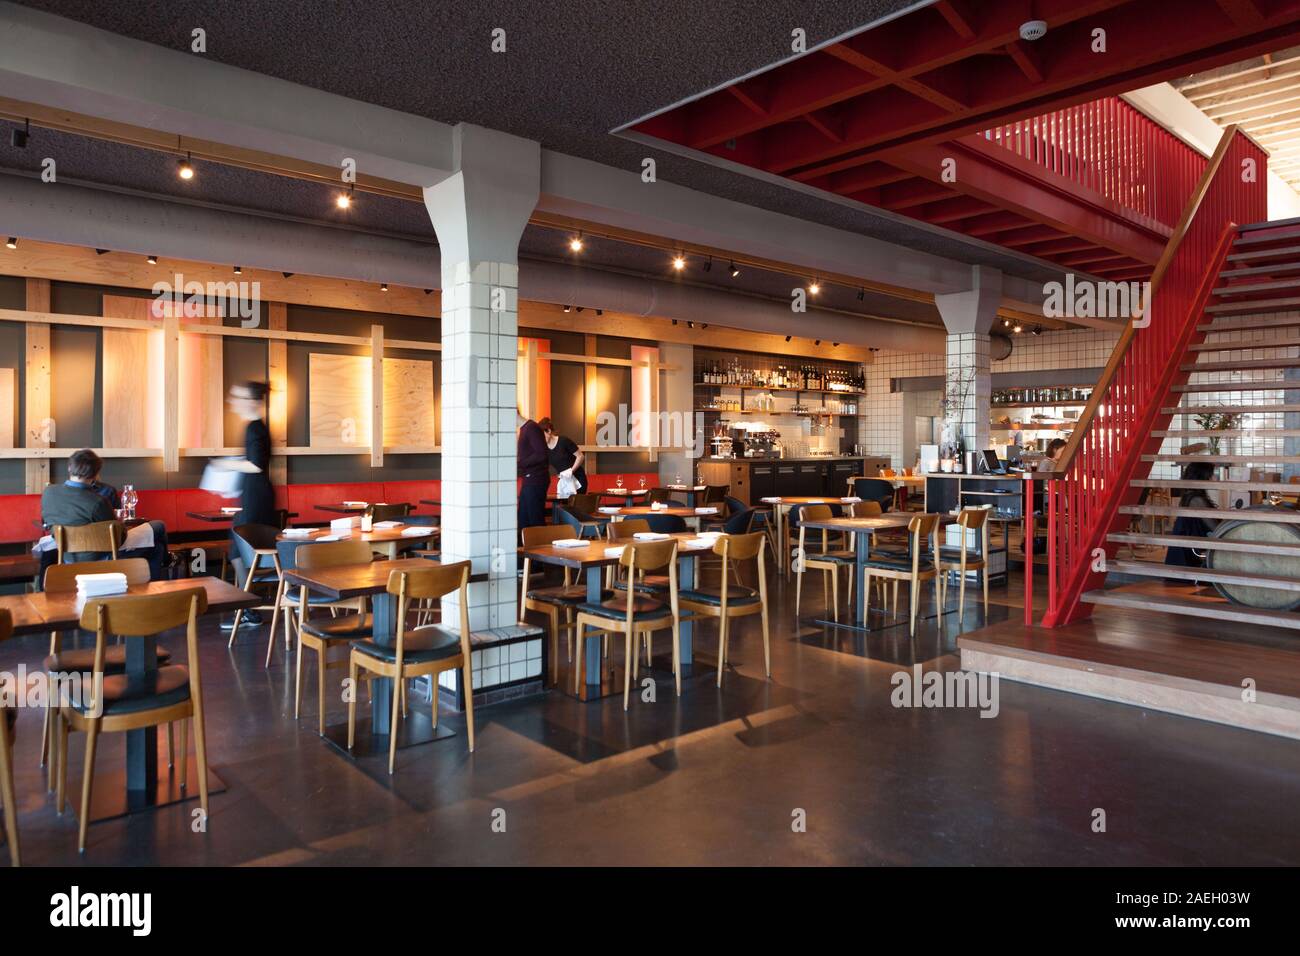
[940,365,977,472]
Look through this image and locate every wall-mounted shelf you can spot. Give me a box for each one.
[694,382,866,397]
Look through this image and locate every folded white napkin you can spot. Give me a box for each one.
[330,516,359,532]
[608,488,626,494]
[651,502,668,511]
[400,527,433,537]
[695,507,718,514]
[597,507,621,514]
[604,545,626,558]
[75,572,129,597]
[281,528,312,537]
[697,531,723,538]
[682,538,714,550]
[314,534,343,542]
[841,497,862,503]
[805,499,824,504]
[220,506,242,514]
[552,538,589,549]
[760,496,781,503]
[343,501,368,507]
[632,532,671,540]
[372,520,403,529]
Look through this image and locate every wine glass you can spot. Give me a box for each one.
[615,474,624,491]
[638,475,647,490]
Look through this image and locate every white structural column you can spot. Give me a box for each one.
[425,124,540,634]
[935,266,1002,456]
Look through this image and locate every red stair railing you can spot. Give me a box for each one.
[1025,125,1268,628]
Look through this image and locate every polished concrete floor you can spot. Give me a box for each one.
[4,565,1300,866]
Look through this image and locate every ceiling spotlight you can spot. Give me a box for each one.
[177,152,194,180]
[380,282,389,292]
[10,119,29,149]
[785,335,792,342]
[832,342,840,347]
[701,323,709,329]
[95,248,109,256]
[233,265,242,275]
[563,305,571,313]
[147,254,158,265]
[687,321,695,329]
[283,272,294,279]
[730,262,740,278]
[704,257,713,273]
[671,319,678,325]
[1013,324,1023,333]
[672,253,686,271]
[596,309,603,315]
[336,184,354,209]
[808,280,821,295]
[814,339,821,346]
[569,233,584,253]
[857,288,865,301]
[5,237,16,250]
[1002,318,1011,327]
[424,289,433,295]
[1031,325,1043,336]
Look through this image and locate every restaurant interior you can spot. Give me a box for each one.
[1,0,1300,897]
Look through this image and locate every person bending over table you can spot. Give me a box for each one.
[517,409,549,531]
[38,448,171,580]
[217,381,276,628]
[538,416,587,494]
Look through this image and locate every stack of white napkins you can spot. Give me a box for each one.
[632,532,671,541]
[841,496,862,503]
[400,527,433,536]
[552,538,589,549]
[313,534,343,542]
[603,545,626,558]
[282,527,312,537]
[373,520,403,529]
[598,506,621,514]
[760,496,781,503]
[650,501,668,511]
[682,538,714,550]
[695,506,718,514]
[330,516,359,532]
[76,572,128,598]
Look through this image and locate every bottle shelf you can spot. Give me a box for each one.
[694,382,866,397]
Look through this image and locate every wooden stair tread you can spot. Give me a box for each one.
[1219,261,1300,279]
[1109,559,1300,592]
[1153,429,1300,438]
[1199,315,1300,333]
[1226,244,1300,263]
[1239,217,1300,232]
[1081,589,1300,630]
[1109,532,1300,557]
[1214,278,1300,295]
[1181,358,1300,373]
[1170,382,1289,393]
[1131,478,1294,491]
[1163,404,1300,414]
[1188,336,1300,351]
[1120,504,1300,523]
[1205,296,1300,313]
[1142,454,1300,464]
[1234,225,1300,247]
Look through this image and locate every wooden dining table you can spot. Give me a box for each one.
[186,509,299,523]
[652,485,708,506]
[277,524,438,559]
[2,576,259,821]
[758,496,866,574]
[280,556,449,754]
[517,531,719,700]
[315,501,407,515]
[599,505,720,532]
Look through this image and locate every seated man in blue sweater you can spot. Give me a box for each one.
[38,449,171,581]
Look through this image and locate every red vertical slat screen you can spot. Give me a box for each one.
[1029,126,1268,627]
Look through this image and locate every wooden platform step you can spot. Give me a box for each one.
[1109,531,1300,557]
[1142,454,1300,464]
[1120,504,1300,523]
[1081,588,1300,629]
[1132,478,1291,492]
[1163,404,1300,414]
[1182,357,1300,373]
[1108,559,1300,592]
[1205,296,1300,314]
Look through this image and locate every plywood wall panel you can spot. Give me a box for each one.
[382,357,435,446]
[308,352,436,449]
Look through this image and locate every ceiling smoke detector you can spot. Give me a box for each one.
[1019,19,1047,41]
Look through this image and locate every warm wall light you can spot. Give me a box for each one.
[380,282,389,292]
[569,233,584,252]
[563,305,572,312]
[672,254,686,271]
[4,237,16,250]
[337,184,354,209]
[808,280,821,295]
[177,152,194,180]
[730,262,740,278]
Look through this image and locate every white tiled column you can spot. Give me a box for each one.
[935,265,1001,457]
[424,124,540,636]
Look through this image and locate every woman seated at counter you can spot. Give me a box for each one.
[539,417,587,494]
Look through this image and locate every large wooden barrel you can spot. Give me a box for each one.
[1206,513,1300,610]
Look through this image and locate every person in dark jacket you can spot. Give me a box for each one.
[538,417,587,493]
[39,448,170,579]
[220,382,275,629]
[1166,460,1219,568]
[517,410,550,531]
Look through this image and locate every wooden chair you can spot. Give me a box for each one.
[794,505,854,621]
[702,484,729,505]
[863,514,942,637]
[937,507,991,622]
[679,532,769,687]
[369,503,412,522]
[647,487,684,506]
[228,523,284,649]
[38,559,168,789]
[348,560,475,773]
[294,540,375,736]
[520,525,609,683]
[57,588,210,853]
[54,520,125,564]
[0,609,18,865]
[574,538,682,707]
[569,492,601,514]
